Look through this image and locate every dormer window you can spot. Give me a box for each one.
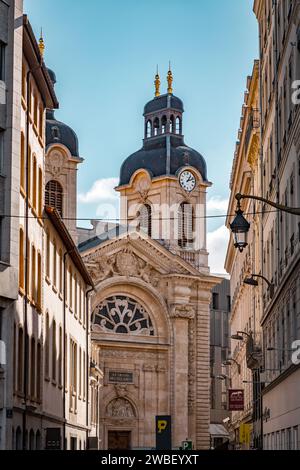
[51,126,60,141]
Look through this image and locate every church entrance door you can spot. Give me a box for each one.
[107,430,131,449]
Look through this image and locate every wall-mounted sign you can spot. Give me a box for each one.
[108,371,133,383]
[45,428,61,450]
[239,423,251,444]
[156,415,172,450]
[228,389,244,411]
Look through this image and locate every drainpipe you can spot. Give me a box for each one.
[85,286,93,449]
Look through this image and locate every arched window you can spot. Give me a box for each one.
[16,427,22,450]
[26,236,30,294]
[36,342,41,401]
[69,267,73,309]
[31,244,36,301]
[93,295,154,336]
[45,312,50,378]
[58,326,63,387]
[20,132,25,190]
[28,146,31,201]
[176,116,181,134]
[19,227,24,291]
[59,248,63,294]
[161,115,167,134]
[79,284,82,322]
[153,117,159,136]
[52,319,56,382]
[30,337,35,398]
[53,239,57,287]
[46,230,50,278]
[17,327,23,392]
[178,202,194,248]
[139,204,152,237]
[32,155,37,210]
[146,120,152,138]
[74,273,78,317]
[29,429,35,450]
[45,180,63,217]
[39,105,43,137]
[13,323,16,391]
[170,115,175,133]
[36,430,41,450]
[33,94,38,127]
[79,346,82,398]
[37,252,42,308]
[38,167,43,217]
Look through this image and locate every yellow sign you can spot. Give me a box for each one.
[239,424,250,444]
[157,420,167,434]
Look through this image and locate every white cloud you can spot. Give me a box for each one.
[207,224,230,275]
[78,177,119,203]
[78,177,120,220]
[207,196,229,213]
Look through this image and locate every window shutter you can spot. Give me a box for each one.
[45,180,63,217]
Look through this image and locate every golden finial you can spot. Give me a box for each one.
[167,61,173,94]
[38,28,45,58]
[154,66,160,97]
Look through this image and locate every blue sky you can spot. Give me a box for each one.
[24,0,258,272]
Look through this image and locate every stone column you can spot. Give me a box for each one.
[170,305,195,448]
[143,363,155,448]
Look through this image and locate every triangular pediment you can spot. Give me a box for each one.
[80,230,204,286]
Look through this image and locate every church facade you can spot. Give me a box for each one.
[79,70,220,450]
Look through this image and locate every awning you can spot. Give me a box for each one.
[209,424,229,438]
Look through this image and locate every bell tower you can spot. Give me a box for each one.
[116,69,212,272]
[45,68,83,243]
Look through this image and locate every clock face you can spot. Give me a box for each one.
[179,170,196,192]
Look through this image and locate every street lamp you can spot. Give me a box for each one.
[229,195,250,252]
[231,331,251,341]
[223,358,241,374]
[230,192,300,252]
[244,274,274,299]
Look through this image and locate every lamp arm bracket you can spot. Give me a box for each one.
[235,193,300,216]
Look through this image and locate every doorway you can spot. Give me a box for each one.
[107,431,131,449]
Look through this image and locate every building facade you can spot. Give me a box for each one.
[209,278,231,448]
[0,8,97,450]
[79,72,220,450]
[225,60,263,449]
[253,0,300,450]
[0,0,23,450]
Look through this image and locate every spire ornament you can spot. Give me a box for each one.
[167,62,173,94]
[38,28,45,58]
[154,66,160,97]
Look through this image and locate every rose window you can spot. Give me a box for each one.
[92,295,154,336]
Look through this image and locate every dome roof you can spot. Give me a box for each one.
[144,94,184,115]
[45,68,79,157]
[46,112,79,157]
[119,135,207,186]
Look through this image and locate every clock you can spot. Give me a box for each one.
[179,170,196,192]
